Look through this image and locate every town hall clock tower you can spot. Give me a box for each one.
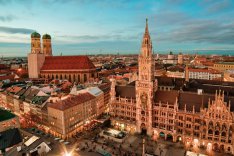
[136,19,156,136]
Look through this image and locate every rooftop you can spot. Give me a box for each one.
[215,62,234,65]
[31,32,41,38]
[41,56,96,71]
[0,128,22,150]
[154,90,179,104]
[86,87,103,96]
[115,84,136,99]
[48,92,96,111]
[188,68,221,74]
[42,34,51,39]
[0,109,16,122]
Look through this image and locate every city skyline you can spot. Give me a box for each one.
[0,0,234,56]
[1,2,234,155]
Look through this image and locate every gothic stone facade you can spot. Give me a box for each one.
[110,20,234,154]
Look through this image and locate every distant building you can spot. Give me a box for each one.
[213,62,234,72]
[28,32,97,83]
[168,51,175,60]
[177,53,184,65]
[162,51,177,64]
[166,65,185,78]
[194,55,207,65]
[187,68,222,80]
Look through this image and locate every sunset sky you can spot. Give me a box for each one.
[0,0,234,56]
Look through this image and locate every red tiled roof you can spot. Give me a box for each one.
[0,64,8,70]
[201,61,214,66]
[41,56,96,71]
[0,70,11,75]
[0,74,15,81]
[6,86,22,94]
[48,93,96,111]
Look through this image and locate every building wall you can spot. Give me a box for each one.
[40,71,97,83]
[47,98,97,139]
[167,71,184,78]
[48,107,64,136]
[96,93,105,116]
[213,63,234,72]
[188,71,222,80]
[189,71,209,80]
[178,54,183,65]
[28,53,45,78]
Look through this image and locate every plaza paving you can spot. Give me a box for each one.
[14,127,233,156]
[121,135,186,156]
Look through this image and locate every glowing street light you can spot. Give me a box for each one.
[64,152,72,156]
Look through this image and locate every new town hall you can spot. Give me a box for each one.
[110,19,234,154]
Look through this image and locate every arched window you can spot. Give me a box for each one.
[215,131,219,136]
[215,123,221,130]
[69,75,71,82]
[84,74,87,82]
[222,124,227,131]
[209,121,213,127]
[229,127,233,135]
[208,129,213,134]
[78,75,80,82]
[221,132,226,137]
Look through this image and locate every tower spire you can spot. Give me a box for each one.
[141,18,152,57]
[145,18,149,34]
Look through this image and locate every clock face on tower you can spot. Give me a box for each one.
[140,92,148,109]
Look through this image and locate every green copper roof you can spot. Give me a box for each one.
[31,32,41,38]
[42,34,51,39]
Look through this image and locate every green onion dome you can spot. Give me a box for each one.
[42,34,51,39]
[31,32,41,38]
